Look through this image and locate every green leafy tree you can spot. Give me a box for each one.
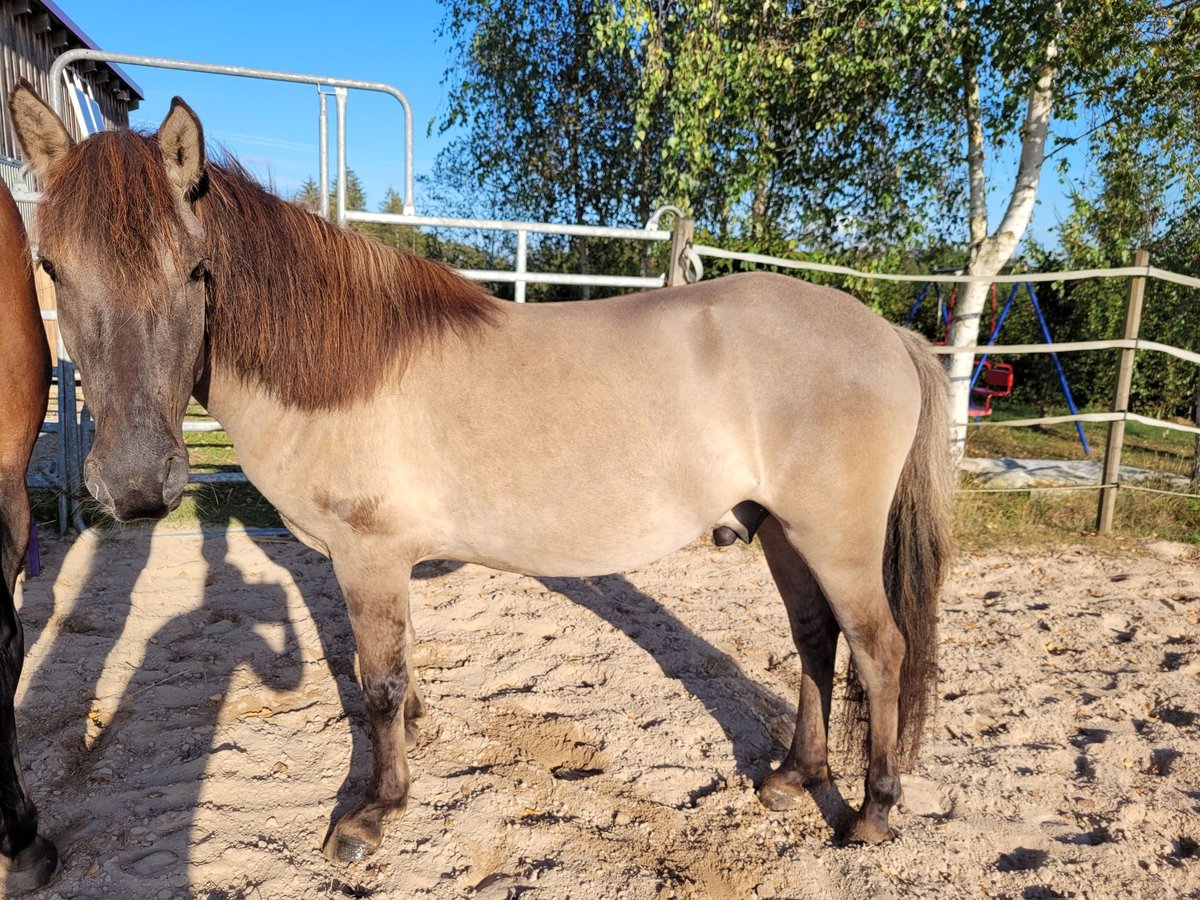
[596,1,1200,452]
[435,0,670,297]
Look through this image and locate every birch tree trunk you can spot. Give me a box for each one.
[947,30,1059,465]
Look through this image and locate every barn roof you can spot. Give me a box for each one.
[36,0,144,101]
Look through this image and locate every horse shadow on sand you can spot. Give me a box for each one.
[537,573,852,825]
[11,493,363,897]
[13,526,851,895]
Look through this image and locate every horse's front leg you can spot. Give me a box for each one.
[323,557,417,864]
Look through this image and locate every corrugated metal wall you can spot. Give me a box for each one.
[0,0,135,161]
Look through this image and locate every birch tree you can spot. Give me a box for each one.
[435,1,1200,430]
[603,0,1200,456]
[945,7,1061,457]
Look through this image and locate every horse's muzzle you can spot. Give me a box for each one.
[84,451,189,521]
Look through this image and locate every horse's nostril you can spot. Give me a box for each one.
[83,458,113,507]
[163,453,189,504]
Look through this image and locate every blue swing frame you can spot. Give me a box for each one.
[908,280,1091,456]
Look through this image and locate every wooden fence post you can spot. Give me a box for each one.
[666,217,694,287]
[1096,248,1149,533]
[1190,375,1200,493]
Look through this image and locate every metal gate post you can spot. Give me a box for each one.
[335,87,348,227]
[48,49,417,217]
[318,90,330,220]
[58,351,84,533]
[1096,249,1149,533]
[515,229,527,302]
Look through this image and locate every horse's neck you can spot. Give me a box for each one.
[194,358,271,444]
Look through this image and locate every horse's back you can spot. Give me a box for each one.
[503,270,919,405]
[495,271,924,462]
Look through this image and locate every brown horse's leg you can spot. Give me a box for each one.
[756,516,839,809]
[0,480,60,890]
[323,563,414,864]
[824,576,905,843]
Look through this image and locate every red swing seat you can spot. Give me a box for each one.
[968,361,1014,417]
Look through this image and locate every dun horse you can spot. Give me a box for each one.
[10,83,952,864]
[0,178,57,890]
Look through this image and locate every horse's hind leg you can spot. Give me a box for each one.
[771,518,906,843]
[323,555,415,864]
[403,617,426,730]
[756,516,840,809]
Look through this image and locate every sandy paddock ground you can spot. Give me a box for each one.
[9,525,1199,899]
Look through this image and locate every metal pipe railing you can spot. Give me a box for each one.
[461,270,663,290]
[514,229,528,303]
[346,210,673,242]
[334,87,348,227]
[318,91,329,220]
[47,49,416,215]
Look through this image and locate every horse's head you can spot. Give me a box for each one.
[9,83,209,521]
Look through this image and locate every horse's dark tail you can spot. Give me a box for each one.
[843,327,953,767]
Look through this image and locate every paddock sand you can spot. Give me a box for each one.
[10,525,1200,899]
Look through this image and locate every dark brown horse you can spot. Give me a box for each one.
[9,82,953,865]
[0,178,58,891]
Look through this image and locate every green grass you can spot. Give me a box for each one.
[954,480,1200,549]
[965,401,1196,476]
[961,401,1200,547]
[162,406,283,529]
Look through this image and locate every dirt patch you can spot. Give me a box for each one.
[12,526,1200,898]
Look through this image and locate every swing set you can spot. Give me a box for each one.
[904,279,1091,456]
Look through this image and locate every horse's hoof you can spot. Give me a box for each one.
[758,771,806,810]
[758,781,803,811]
[842,817,897,845]
[0,835,62,895]
[322,832,375,866]
[758,765,833,811]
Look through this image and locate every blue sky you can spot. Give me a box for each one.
[65,0,461,209]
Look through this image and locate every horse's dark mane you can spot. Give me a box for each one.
[38,129,498,410]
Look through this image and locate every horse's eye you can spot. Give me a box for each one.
[189,258,209,282]
[39,258,57,281]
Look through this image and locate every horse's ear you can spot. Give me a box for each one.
[8,78,74,176]
[158,97,206,198]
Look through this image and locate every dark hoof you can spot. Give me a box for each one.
[323,832,375,866]
[758,771,809,811]
[842,817,897,845]
[0,835,62,895]
[758,765,833,811]
[758,781,803,811]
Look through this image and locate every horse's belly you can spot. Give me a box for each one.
[425,446,755,577]
[437,514,712,578]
